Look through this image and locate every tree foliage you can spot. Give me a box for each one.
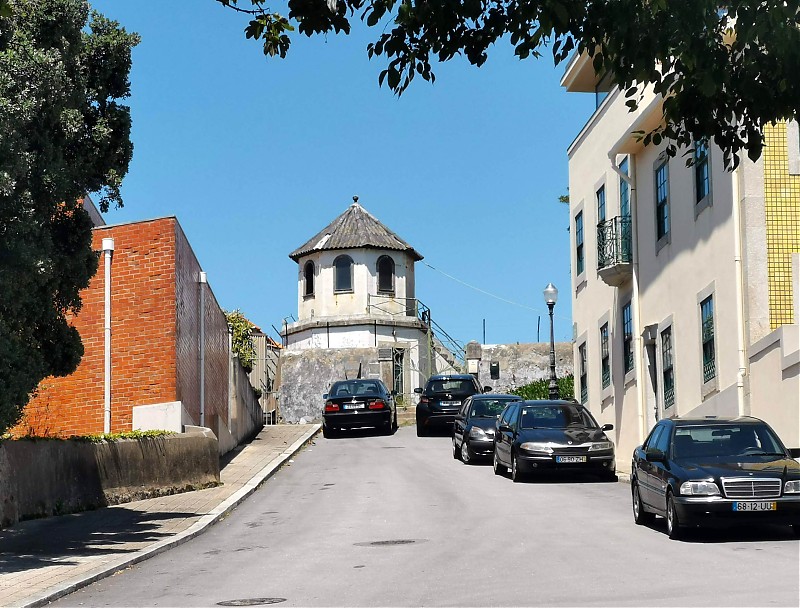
[226,309,257,373]
[0,0,138,434]
[509,374,574,400]
[218,0,800,168]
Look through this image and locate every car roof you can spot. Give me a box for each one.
[428,374,475,380]
[471,393,521,400]
[519,400,583,406]
[331,379,384,386]
[669,416,765,426]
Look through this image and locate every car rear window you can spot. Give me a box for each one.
[330,381,381,397]
[427,379,477,395]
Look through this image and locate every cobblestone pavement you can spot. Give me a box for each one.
[0,424,320,608]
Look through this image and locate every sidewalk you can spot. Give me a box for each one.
[0,424,320,608]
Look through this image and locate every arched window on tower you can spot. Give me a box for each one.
[377,255,395,294]
[303,260,315,297]
[333,255,353,292]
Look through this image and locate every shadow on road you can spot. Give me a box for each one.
[0,507,198,573]
[638,519,799,543]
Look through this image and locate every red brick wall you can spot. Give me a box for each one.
[174,223,229,429]
[18,219,180,436]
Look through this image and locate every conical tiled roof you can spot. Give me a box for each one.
[289,200,423,262]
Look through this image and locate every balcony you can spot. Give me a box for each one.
[597,216,632,287]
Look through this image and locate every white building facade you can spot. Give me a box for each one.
[562,55,800,473]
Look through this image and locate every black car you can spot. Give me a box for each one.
[493,400,616,482]
[631,416,800,539]
[322,379,397,438]
[453,394,522,463]
[414,374,491,437]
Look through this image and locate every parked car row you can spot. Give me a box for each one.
[321,374,800,539]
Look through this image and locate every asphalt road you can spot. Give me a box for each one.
[55,427,800,607]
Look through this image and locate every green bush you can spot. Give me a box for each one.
[509,375,575,400]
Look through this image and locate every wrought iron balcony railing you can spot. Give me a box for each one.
[597,216,632,270]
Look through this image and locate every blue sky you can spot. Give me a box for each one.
[89,1,594,346]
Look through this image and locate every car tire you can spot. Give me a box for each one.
[511,452,524,483]
[666,492,683,540]
[461,437,472,465]
[381,417,393,436]
[416,419,427,437]
[493,450,507,476]
[392,412,398,432]
[632,482,654,525]
[452,435,460,460]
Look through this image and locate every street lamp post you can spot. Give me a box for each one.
[543,283,559,400]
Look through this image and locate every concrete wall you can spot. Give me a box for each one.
[219,356,264,454]
[279,348,381,423]
[0,434,219,528]
[475,343,574,393]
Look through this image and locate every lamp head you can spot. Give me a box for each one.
[543,283,558,305]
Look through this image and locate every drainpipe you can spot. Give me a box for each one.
[610,152,647,442]
[199,271,207,427]
[102,238,114,434]
[732,168,747,416]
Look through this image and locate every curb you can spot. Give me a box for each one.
[22,424,321,608]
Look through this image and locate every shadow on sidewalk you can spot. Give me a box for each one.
[0,507,198,574]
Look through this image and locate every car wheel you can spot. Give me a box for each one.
[452,435,460,459]
[632,482,654,525]
[392,412,398,432]
[461,437,472,465]
[511,452,524,483]
[493,450,507,476]
[666,492,683,540]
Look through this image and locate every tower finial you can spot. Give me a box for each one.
[352,195,359,205]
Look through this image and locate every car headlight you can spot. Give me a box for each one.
[520,442,553,453]
[680,480,720,496]
[784,480,800,494]
[588,441,614,452]
[468,426,488,439]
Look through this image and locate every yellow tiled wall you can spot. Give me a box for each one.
[763,122,800,328]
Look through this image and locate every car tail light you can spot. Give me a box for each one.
[419,396,429,404]
[368,400,386,410]
[325,401,339,412]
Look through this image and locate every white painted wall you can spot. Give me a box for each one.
[296,248,416,321]
[132,401,193,433]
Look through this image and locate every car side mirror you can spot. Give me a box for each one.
[644,448,666,463]
[601,423,614,431]
[322,393,328,400]
[483,386,493,393]
[498,424,511,433]
[414,387,422,394]
[789,448,800,458]
[391,390,398,396]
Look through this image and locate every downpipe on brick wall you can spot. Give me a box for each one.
[200,271,207,427]
[102,238,115,434]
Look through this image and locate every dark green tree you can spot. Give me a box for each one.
[0,0,139,434]
[218,0,800,168]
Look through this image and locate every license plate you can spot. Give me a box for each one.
[343,403,363,410]
[441,401,461,406]
[555,456,587,463]
[732,502,776,512]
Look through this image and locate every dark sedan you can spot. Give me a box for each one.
[493,400,616,482]
[453,394,522,464]
[631,416,800,539]
[322,379,397,438]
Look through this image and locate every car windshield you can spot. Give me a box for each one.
[519,405,598,429]
[470,398,518,418]
[427,379,475,395]
[671,424,787,460]
[330,381,381,397]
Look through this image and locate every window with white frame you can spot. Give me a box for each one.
[333,255,354,292]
